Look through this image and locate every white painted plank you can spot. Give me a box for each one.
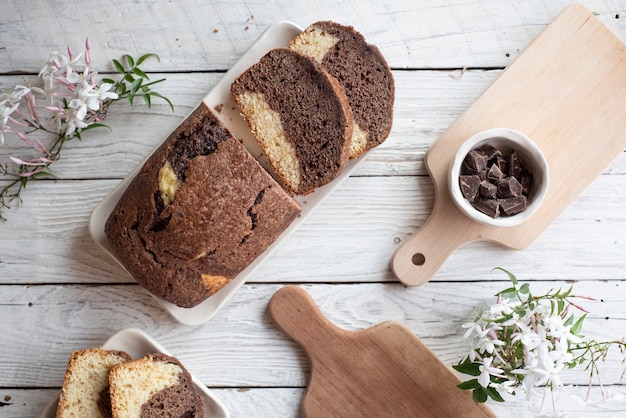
[3,69,626,182]
[1,0,624,72]
[2,172,626,284]
[0,282,623,386]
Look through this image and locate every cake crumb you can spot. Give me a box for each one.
[214,103,223,113]
[213,28,219,33]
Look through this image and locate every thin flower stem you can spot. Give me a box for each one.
[1,45,172,221]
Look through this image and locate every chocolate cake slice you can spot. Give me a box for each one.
[105,102,301,308]
[108,354,204,418]
[289,21,395,158]
[56,348,131,418]
[231,47,353,195]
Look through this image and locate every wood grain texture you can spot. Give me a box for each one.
[269,285,496,417]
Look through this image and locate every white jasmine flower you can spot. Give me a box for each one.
[96,83,118,101]
[478,357,504,388]
[64,107,89,136]
[461,320,484,339]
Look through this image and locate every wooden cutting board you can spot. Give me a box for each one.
[392,4,626,286]
[268,286,496,418]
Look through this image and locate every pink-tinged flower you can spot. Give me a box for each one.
[63,107,89,135]
[69,80,100,118]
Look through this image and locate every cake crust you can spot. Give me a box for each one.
[56,348,131,418]
[105,102,301,308]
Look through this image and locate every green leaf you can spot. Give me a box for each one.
[563,314,574,327]
[112,59,125,74]
[498,287,518,299]
[472,387,488,403]
[132,67,149,80]
[124,74,135,84]
[149,91,174,112]
[130,77,143,94]
[142,92,152,108]
[484,386,505,402]
[136,53,159,66]
[123,54,135,68]
[457,379,481,390]
[81,123,111,133]
[493,267,517,285]
[127,93,135,106]
[117,82,127,95]
[519,283,530,294]
[571,313,587,335]
[102,77,116,84]
[452,361,481,377]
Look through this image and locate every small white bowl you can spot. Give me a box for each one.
[448,128,549,227]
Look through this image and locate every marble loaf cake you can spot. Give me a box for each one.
[108,353,205,418]
[56,348,131,418]
[289,21,395,159]
[105,102,301,308]
[231,47,353,195]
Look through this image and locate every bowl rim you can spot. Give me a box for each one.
[448,127,549,227]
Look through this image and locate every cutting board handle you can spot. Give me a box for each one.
[269,286,340,350]
[391,205,468,286]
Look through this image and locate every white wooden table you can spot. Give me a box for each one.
[1,1,625,417]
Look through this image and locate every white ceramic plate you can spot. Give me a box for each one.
[89,21,369,325]
[41,328,229,418]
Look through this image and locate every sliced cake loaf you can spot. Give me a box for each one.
[289,21,395,159]
[108,353,205,418]
[56,348,131,418]
[231,47,353,195]
[105,102,301,308]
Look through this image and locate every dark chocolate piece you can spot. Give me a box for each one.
[494,155,508,173]
[479,144,502,160]
[459,175,481,202]
[498,196,528,216]
[508,151,523,178]
[479,180,497,198]
[462,149,488,174]
[487,164,504,181]
[472,197,500,218]
[497,176,523,198]
[458,144,534,219]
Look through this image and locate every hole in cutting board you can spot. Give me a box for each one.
[411,253,425,266]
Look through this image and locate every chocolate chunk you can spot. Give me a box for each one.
[458,144,534,219]
[508,151,523,178]
[472,197,500,218]
[519,170,533,195]
[498,196,528,216]
[479,180,497,198]
[462,149,488,174]
[479,144,502,160]
[497,176,523,198]
[494,155,508,173]
[459,175,481,202]
[487,164,504,181]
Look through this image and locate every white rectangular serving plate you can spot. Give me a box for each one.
[89,21,368,325]
[41,328,229,418]
[89,22,365,325]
